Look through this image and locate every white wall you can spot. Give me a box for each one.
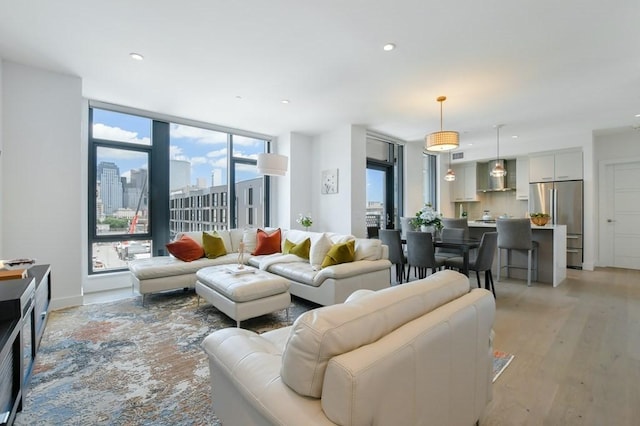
[299,125,368,237]
[1,60,83,309]
[274,132,313,230]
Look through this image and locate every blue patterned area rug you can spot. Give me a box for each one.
[492,350,515,382]
[16,290,513,425]
[15,290,318,426]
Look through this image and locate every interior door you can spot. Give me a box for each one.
[602,161,640,269]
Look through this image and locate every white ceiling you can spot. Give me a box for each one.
[1,0,639,151]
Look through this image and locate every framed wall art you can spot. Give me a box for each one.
[321,168,338,194]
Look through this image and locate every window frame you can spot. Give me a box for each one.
[88,102,273,275]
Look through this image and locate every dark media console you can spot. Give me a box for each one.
[0,265,51,426]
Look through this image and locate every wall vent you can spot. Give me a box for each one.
[452,151,464,160]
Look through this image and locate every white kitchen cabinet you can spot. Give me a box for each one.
[529,154,555,182]
[451,163,478,202]
[516,157,529,200]
[529,150,582,182]
[554,150,583,180]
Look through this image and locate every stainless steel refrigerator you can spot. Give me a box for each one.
[529,180,583,269]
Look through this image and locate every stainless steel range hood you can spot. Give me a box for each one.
[476,159,516,192]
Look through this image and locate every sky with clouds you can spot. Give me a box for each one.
[92,109,264,187]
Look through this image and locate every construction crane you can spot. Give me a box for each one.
[128,177,147,234]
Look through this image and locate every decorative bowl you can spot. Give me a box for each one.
[531,216,550,226]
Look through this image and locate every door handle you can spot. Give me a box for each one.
[607,219,616,223]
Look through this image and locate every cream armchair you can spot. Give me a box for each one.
[202,270,495,425]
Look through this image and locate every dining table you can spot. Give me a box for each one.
[401,235,480,277]
[433,237,480,277]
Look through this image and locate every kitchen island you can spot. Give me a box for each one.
[468,221,567,287]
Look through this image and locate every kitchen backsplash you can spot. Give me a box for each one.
[455,191,529,220]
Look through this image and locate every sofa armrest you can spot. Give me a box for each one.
[314,259,391,283]
[202,328,335,426]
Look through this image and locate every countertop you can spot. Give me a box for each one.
[468,220,565,230]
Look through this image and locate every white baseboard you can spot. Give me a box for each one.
[50,294,84,311]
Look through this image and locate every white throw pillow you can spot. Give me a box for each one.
[241,228,258,253]
[310,233,333,269]
[354,238,382,261]
[327,233,355,244]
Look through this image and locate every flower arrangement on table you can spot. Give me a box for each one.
[410,204,443,231]
[296,213,313,230]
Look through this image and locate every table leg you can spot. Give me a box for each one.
[463,248,470,276]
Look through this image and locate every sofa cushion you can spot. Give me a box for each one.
[280,270,470,398]
[253,228,282,255]
[202,232,227,259]
[321,240,355,269]
[354,238,382,261]
[130,254,241,280]
[165,235,204,262]
[283,238,310,259]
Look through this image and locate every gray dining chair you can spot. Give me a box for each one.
[436,227,465,261]
[406,231,445,280]
[496,219,538,286]
[441,217,469,239]
[445,232,498,297]
[378,229,407,284]
[399,217,415,241]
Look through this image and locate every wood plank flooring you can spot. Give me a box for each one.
[480,267,640,425]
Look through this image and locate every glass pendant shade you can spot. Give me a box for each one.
[425,96,459,152]
[490,161,507,177]
[444,168,456,181]
[444,150,456,181]
[490,124,507,177]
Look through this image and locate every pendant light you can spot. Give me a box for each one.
[425,96,459,152]
[444,150,456,181]
[490,124,507,177]
[257,153,288,176]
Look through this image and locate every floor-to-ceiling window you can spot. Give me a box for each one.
[366,134,405,237]
[89,104,271,274]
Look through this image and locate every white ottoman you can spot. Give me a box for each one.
[195,265,291,327]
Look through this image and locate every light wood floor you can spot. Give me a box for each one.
[479,267,640,425]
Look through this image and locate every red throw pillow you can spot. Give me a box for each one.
[166,235,204,262]
[252,228,282,255]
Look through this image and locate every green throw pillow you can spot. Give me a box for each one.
[283,238,311,260]
[321,240,355,268]
[202,232,227,259]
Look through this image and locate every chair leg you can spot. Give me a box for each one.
[486,270,496,298]
[475,270,481,288]
[496,248,501,281]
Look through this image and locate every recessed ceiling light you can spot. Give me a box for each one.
[512,135,519,139]
[635,113,640,118]
[383,43,396,51]
[130,52,144,61]
[281,99,290,104]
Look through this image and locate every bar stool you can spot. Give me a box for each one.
[496,218,538,286]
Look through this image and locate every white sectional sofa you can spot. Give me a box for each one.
[202,270,496,426]
[128,228,391,306]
